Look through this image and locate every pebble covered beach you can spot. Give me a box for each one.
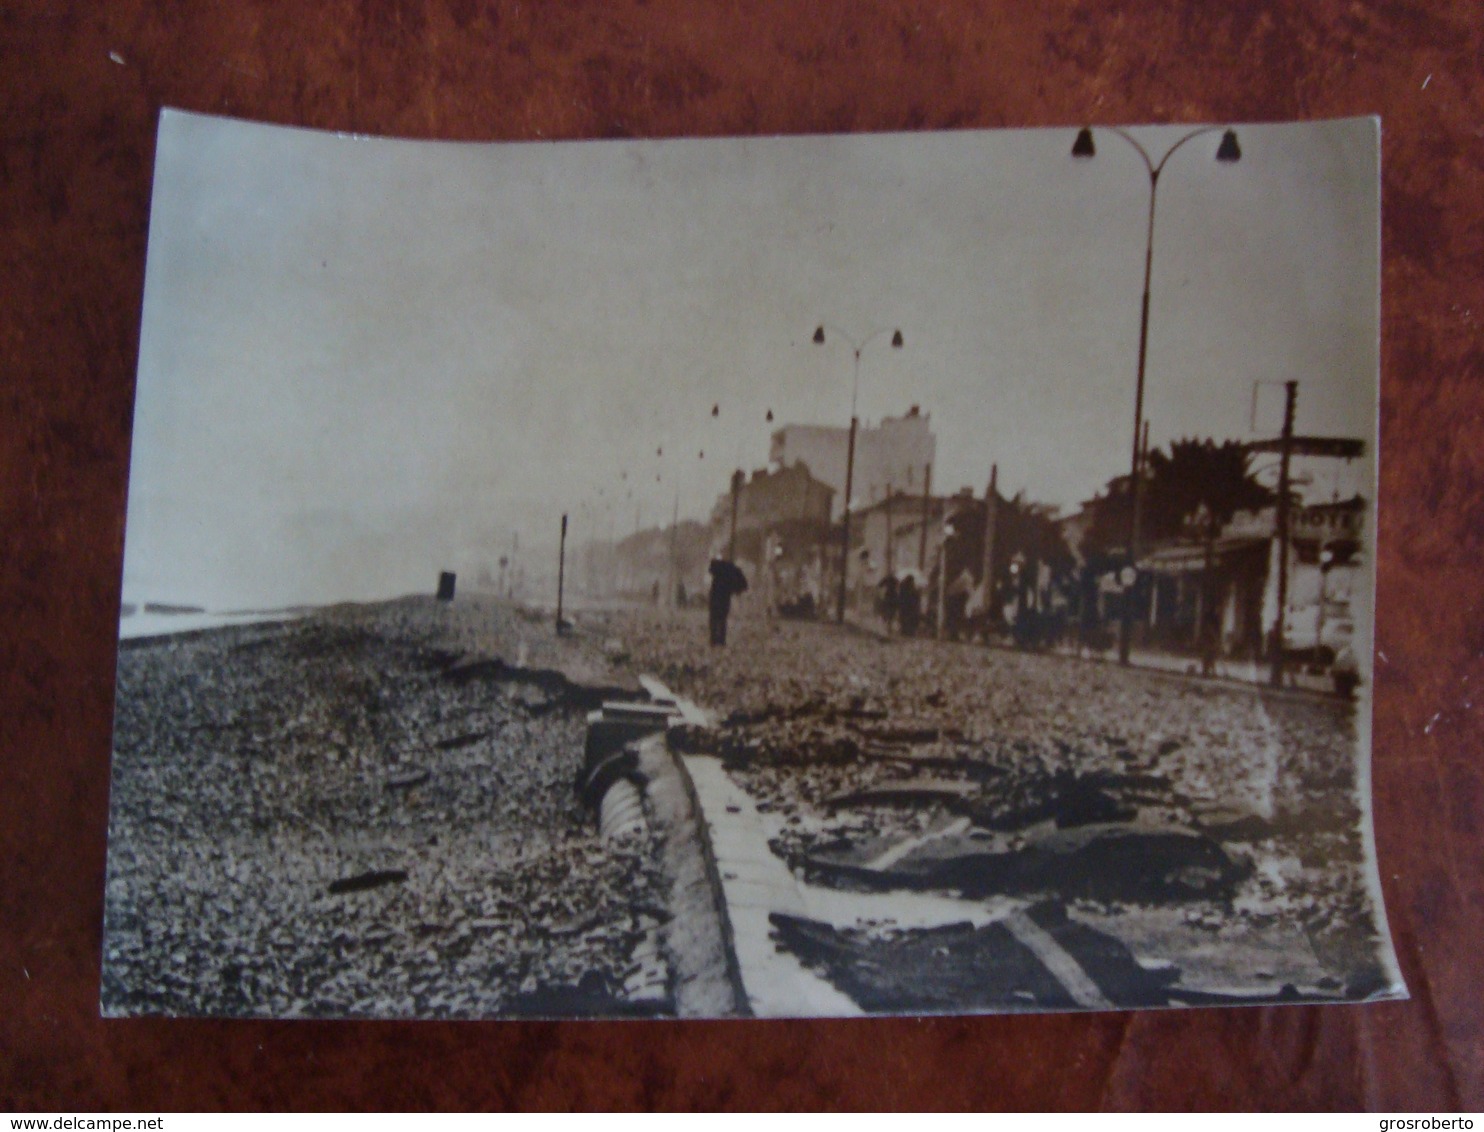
[103,598,667,1018]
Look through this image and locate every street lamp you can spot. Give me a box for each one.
[935,519,956,640]
[1072,125,1241,664]
[812,323,905,624]
[1316,543,1335,661]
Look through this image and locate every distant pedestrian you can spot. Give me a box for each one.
[708,558,749,646]
[878,574,900,632]
[898,574,921,637]
[946,569,974,640]
[1198,606,1221,678]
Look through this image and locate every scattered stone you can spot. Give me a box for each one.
[102,597,673,1020]
[547,913,602,937]
[328,869,409,895]
[434,732,489,751]
[385,769,430,790]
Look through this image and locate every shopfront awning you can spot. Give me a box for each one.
[1139,537,1268,575]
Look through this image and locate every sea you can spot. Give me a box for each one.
[119,608,306,640]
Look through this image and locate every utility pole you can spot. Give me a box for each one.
[917,462,933,571]
[981,463,998,616]
[668,488,680,610]
[1269,381,1297,687]
[836,417,859,623]
[606,513,616,596]
[884,488,895,577]
[935,528,949,640]
[1118,419,1150,664]
[729,468,744,561]
[556,513,568,634]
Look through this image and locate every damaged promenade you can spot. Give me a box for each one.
[609,603,1397,1013]
[102,594,1399,1019]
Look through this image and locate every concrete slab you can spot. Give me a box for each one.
[679,751,1167,1015]
[637,675,713,727]
[663,672,1172,1015]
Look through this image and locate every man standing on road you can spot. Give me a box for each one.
[708,557,748,647]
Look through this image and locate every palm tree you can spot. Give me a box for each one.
[1079,438,1274,659]
[1142,438,1275,544]
[1146,439,1275,664]
[946,492,1073,640]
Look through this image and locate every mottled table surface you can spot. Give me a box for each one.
[3,0,1480,1110]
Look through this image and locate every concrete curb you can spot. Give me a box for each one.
[577,678,746,1017]
[840,612,1350,704]
[656,738,752,1017]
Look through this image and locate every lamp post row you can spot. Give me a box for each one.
[808,127,1240,640]
[711,327,905,627]
[812,324,905,624]
[563,125,1247,650]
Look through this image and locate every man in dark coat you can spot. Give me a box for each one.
[708,557,748,646]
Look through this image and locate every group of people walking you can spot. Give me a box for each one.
[876,572,924,636]
[703,556,956,647]
[701,556,989,647]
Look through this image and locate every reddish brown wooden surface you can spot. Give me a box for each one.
[2,0,1480,1111]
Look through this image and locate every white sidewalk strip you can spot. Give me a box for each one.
[681,754,862,1017]
[865,815,972,871]
[1003,910,1113,1010]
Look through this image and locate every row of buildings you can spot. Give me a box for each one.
[603,406,1368,667]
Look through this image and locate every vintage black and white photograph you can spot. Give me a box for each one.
[102,109,1402,1018]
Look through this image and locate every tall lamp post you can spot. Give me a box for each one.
[812,323,905,624]
[1072,124,1242,663]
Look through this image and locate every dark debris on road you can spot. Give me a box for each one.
[601,607,1396,1005]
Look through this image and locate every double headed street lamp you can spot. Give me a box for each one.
[812,324,905,624]
[1072,124,1242,664]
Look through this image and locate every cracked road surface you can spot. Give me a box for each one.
[608,606,1402,1013]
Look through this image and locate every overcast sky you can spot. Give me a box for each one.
[122,111,1378,609]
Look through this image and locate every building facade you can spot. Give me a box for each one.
[853,489,966,583]
[1134,495,1367,660]
[709,462,835,544]
[769,406,937,519]
[706,463,838,614]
